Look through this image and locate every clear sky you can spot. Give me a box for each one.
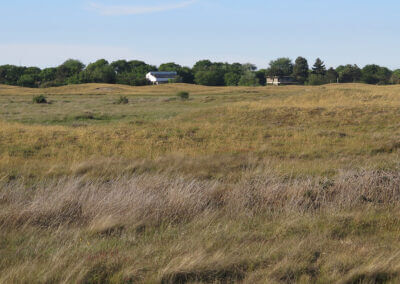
[1,0,399,70]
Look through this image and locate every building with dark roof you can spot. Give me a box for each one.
[146,72,178,85]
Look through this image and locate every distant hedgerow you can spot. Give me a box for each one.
[32,95,47,104]
[177,91,189,100]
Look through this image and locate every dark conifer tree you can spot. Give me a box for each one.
[312,58,326,75]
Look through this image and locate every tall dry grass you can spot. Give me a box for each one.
[2,170,400,282]
[2,170,400,230]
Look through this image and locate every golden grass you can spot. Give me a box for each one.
[3,171,400,283]
[0,83,268,95]
[1,83,400,282]
[1,83,400,179]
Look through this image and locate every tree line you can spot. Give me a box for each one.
[0,57,399,88]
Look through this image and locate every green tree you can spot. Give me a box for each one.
[66,74,84,85]
[159,62,182,72]
[21,67,41,87]
[116,73,147,86]
[238,71,260,86]
[307,74,328,86]
[39,68,57,82]
[24,67,41,76]
[111,60,130,74]
[312,58,326,75]
[228,63,244,74]
[293,57,309,84]
[256,69,267,86]
[193,60,256,86]
[178,67,195,84]
[0,65,26,85]
[159,62,194,84]
[86,59,109,72]
[390,70,400,84]
[194,70,224,86]
[326,68,339,83]
[266,58,293,77]
[17,74,36,87]
[128,60,156,85]
[83,59,116,84]
[241,63,257,72]
[336,65,362,83]
[361,65,392,85]
[111,60,155,86]
[56,59,85,83]
[376,67,392,84]
[224,72,241,86]
[193,60,213,73]
[192,60,227,86]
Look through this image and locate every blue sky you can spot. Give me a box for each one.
[1,0,399,69]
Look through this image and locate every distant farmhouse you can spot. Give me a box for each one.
[266,76,298,86]
[146,72,178,85]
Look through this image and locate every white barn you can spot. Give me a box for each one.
[146,72,178,85]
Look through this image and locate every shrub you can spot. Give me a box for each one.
[32,95,47,104]
[177,91,189,100]
[115,96,129,104]
[307,74,328,86]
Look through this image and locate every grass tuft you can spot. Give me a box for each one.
[32,95,47,104]
[176,91,189,100]
[114,96,129,105]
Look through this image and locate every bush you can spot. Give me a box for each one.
[32,95,47,104]
[177,91,189,100]
[307,74,328,86]
[115,96,129,104]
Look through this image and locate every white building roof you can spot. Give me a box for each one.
[146,71,178,83]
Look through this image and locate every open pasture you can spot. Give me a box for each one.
[1,83,400,283]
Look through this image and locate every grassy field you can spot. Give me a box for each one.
[1,83,400,283]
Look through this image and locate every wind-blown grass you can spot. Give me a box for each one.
[2,171,400,282]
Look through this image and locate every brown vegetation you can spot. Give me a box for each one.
[1,83,400,282]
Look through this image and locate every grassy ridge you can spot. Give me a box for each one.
[1,83,400,282]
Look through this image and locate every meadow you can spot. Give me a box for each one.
[1,83,400,283]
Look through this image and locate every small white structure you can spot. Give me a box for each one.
[146,72,178,85]
[266,76,298,86]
